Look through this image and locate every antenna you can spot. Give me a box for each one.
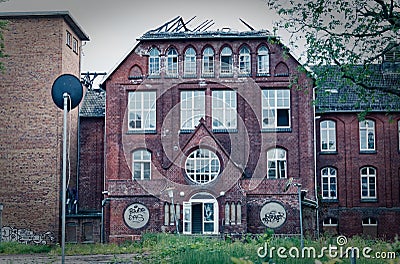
[51,74,83,264]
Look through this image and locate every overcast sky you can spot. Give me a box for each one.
[1,0,295,82]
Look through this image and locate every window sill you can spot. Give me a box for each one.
[320,151,338,155]
[220,73,234,78]
[261,128,292,133]
[238,73,251,77]
[183,74,197,78]
[179,129,195,134]
[201,74,215,78]
[126,130,157,134]
[212,129,238,133]
[359,150,377,154]
[321,199,339,203]
[256,73,270,77]
[148,75,161,79]
[360,198,378,203]
[165,75,179,79]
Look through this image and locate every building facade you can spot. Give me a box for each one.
[315,62,400,239]
[101,18,316,243]
[0,12,89,244]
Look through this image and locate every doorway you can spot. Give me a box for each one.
[183,193,218,235]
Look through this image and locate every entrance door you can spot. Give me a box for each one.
[182,193,218,235]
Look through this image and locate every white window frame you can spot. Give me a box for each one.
[149,48,160,76]
[262,89,291,129]
[359,119,375,151]
[257,45,269,74]
[239,46,251,74]
[132,149,151,180]
[322,217,338,227]
[202,47,214,76]
[362,217,378,226]
[66,31,72,47]
[220,46,233,75]
[128,91,156,131]
[321,167,337,199]
[185,149,220,184]
[267,148,287,179]
[212,90,237,130]
[360,167,377,199]
[320,120,336,152]
[184,47,196,76]
[166,48,178,76]
[180,90,205,129]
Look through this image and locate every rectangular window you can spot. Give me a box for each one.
[320,120,336,152]
[212,90,237,130]
[361,167,376,199]
[180,90,205,129]
[262,89,291,129]
[128,91,156,131]
[72,38,78,54]
[359,120,375,151]
[66,31,72,47]
[321,167,337,199]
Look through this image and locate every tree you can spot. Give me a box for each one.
[267,0,400,96]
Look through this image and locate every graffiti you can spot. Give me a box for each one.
[1,226,55,245]
[260,201,287,229]
[262,211,285,224]
[124,203,150,229]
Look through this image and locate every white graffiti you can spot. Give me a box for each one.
[1,226,55,244]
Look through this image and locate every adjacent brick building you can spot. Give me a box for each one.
[315,61,400,239]
[101,17,316,242]
[0,11,89,244]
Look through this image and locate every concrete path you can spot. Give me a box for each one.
[0,253,138,264]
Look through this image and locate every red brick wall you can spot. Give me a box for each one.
[0,15,83,243]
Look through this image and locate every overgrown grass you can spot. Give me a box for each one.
[1,233,399,264]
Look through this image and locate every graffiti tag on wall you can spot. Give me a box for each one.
[123,203,150,229]
[1,226,55,244]
[260,201,287,228]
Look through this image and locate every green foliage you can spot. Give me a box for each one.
[0,19,8,72]
[0,241,53,254]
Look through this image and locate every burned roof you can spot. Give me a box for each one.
[80,89,105,117]
[315,64,400,113]
[138,16,274,41]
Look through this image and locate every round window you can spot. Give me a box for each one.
[185,149,220,184]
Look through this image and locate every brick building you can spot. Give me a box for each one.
[0,12,89,244]
[315,60,400,239]
[101,17,316,242]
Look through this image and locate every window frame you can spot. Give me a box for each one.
[149,48,160,76]
[321,167,337,199]
[239,46,251,75]
[127,91,156,132]
[184,47,196,77]
[166,48,179,77]
[202,47,215,77]
[261,89,291,129]
[360,167,377,199]
[180,90,205,130]
[257,45,270,75]
[185,148,221,185]
[320,120,337,152]
[267,148,287,179]
[359,119,375,152]
[132,149,151,180]
[212,90,237,130]
[66,31,72,47]
[220,46,233,75]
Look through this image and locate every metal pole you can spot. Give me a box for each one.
[61,93,68,264]
[297,184,304,249]
[0,203,3,244]
[171,196,179,234]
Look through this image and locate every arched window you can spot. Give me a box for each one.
[320,120,336,152]
[220,46,233,75]
[239,46,251,74]
[166,48,178,76]
[202,47,214,76]
[257,45,269,75]
[267,148,287,179]
[132,149,151,180]
[149,48,160,75]
[184,47,196,76]
[321,167,337,199]
[185,149,220,184]
[359,119,375,151]
[360,167,376,199]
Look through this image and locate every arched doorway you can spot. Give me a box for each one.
[183,193,219,235]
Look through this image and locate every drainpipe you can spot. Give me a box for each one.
[101,196,111,243]
[0,203,3,243]
[313,86,320,239]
